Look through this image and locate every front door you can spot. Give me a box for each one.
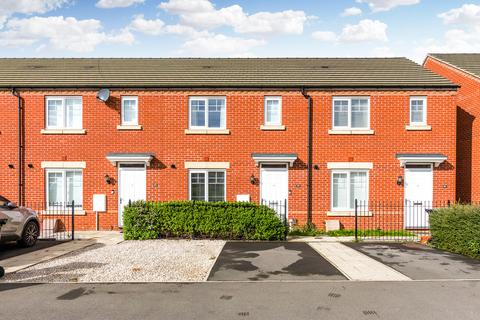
[118,163,146,227]
[260,164,288,218]
[404,164,433,228]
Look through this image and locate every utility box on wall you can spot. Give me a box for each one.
[93,194,106,212]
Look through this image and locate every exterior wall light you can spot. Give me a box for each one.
[397,176,403,186]
[8,164,14,169]
[104,174,112,184]
[250,175,257,185]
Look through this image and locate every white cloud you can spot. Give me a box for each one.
[96,0,144,9]
[313,19,388,43]
[128,15,211,38]
[0,16,134,52]
[356,0,419,12]
[158,0,308,35]
[371,46,395,57]
[311,31,337,42]
[438,4,480,27]
[180,33,264,56]
[339,19,388,42]
[0,0,69,26]
[341,7,362,17]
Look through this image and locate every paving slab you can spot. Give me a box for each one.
[346,242,480,280]
[208,242,346,281]
[309,242,410,281]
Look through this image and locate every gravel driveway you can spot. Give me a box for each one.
[2,240,225,283]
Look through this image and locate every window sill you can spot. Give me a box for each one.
[328,129,374,135]
[117,125,143,130]
[327,211,373,217]
[39,210,86,216]
[405,125,431,131]
[185,129,230,135]
[260,125,286,131]
[41,129,86,135]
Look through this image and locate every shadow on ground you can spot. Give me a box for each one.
[208,242,345,281]
[0,240,63,260]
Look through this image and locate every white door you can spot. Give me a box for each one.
[118,163,146,227]
[260,164,288,217]
[404,164,433,228]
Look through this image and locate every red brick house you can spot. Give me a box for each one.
[424,54,480,202]
[0,58,457,230]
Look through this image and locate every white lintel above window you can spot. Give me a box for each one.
[41,161,86,169]
[327,162,373,170]
[184,162,230,169]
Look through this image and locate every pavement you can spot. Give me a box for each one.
[0,240,63,260]
[346,242,480,280]
[1,281,479,320]
[208,242,346,281]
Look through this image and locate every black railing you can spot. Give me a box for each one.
[354,199,451,241]
[261,198,288,239]
[25,201,76,241]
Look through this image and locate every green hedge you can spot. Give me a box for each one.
[123,200,286,240]
[430,205,480,259]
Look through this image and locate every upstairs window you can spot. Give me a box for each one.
[410,96,427,126]
[46,96,82,129]
[332,97,370,130]
[121,96,139,126]
[264,96,282,126]
[189,97,226,130]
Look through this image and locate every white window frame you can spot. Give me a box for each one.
[330,170,369,212]
[188,169,226,202]
[264,96,282,126]
[332,97,370,130]
[409,96,427,126]
[45,168,83,209]
[188,96,227,130]
[121,96,139,126]
[45,96,83,129]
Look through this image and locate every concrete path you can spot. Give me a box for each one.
[2,281,480,320]
[308,242,411,281]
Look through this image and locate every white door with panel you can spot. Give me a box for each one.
[260,164,288,217]
[118,163,146,227]
[404,164,433,228]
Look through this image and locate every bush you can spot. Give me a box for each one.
[123,200,287,241]
[430,205,480,259]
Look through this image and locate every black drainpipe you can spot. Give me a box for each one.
[11,88,23,206]
[301,88,313,225]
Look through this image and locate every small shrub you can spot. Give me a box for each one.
[430,205,480,259]
[123,201,286,241]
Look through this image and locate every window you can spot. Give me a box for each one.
[264,96,282,126]
[121,96,138,125]
[332,97,370,130]
[189,170,225,202]
[189,97,226,129]
[46,169,83,208]
[331,170,368,211]
[410,96,427,126]
[46,96,82,129]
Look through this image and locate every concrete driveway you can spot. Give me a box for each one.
[208,242,346,281]
[0,240,62,260]
[346,243,480,280]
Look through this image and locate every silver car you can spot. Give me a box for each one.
[0,195,40,247]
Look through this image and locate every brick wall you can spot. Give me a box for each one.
[424,57,480,202]
[0,89,457,230]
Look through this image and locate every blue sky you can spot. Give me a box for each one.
[0,0,479,62]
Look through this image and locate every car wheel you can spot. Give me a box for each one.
[18,221,39,247]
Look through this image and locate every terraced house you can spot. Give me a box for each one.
[424,54,480,203]
[0,58,457,231]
